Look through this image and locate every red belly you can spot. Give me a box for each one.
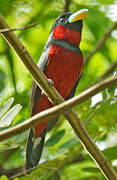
[46,45,83,98]
[34,45,83,137]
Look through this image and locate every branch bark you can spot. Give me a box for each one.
[64,0,71,12]
[9,147,83,179]
[99,61,117,80]
[0,75,116,142]
[84,22,117,66]
[0,23,37,33]
[82,60,117,91]
[0,14,117,180]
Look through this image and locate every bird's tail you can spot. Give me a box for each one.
[25,128,46,171]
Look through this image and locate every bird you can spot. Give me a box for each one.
[25,9,88,170]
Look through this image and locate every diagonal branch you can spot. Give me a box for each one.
[99,61,117,80]
[0,23,37,33]
[84,22,117,66]
[83,60,117,91]
[0,76,117,142]
[0,14,117,180]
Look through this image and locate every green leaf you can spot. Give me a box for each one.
[59,138,79,149]
[0,70,6,91]
[13,130,29,143]
[103,147,117,161]
[3,148,24,169]
[82,167,99,173]
[0,97,14,119]
[0,175,8,180]
[0,104,22,128]
[45,129,65,147]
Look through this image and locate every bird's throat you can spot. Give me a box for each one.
[53,25,81,46]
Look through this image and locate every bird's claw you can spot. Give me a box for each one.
[48,79,54,86]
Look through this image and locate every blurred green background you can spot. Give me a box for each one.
[0,0,117,179]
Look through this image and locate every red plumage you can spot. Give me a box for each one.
[34,44,83,137]
[53,25,81,46]
[25,9,87,170]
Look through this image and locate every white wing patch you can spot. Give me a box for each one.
[33,137,42,149]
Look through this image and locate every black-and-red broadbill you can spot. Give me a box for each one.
[25,9,88,170]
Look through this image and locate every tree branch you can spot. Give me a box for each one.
[64,0,71,12]
[82,60,117,91]
[0,75,117,141]
[84,22,117,66]
[99,61,117,80]
[0,23,37,33]
[9,147,83,179]
[0,14,117,180]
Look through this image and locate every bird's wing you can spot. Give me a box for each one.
[30,44,50,116]
[25,44,51,170]
[67,73,82,100]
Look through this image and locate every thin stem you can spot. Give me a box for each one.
[100,61,117,80]
[83,60,117,91]
[64,0,71,12]
[84,22,117,66]
[0,23,37,33]
[0,76,116,142]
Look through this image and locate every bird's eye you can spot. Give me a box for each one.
[59,17,66,24]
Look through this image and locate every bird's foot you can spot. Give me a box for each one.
[48,78,54,86]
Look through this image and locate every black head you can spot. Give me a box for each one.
[50,9,88,33]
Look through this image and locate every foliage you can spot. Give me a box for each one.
[0,97,22,127]
[0,0,117,179]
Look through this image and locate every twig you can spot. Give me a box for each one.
[84,22,117,66]
[0,75,117,142]
[18,0,52,37]
[0,166,23,178]
[1,76,117,140]
[0,161,57,179]
[10,164,57,179]
[99,61,117,80]
[0,14,117,180]
[10,147,82,179]
[0,23,37,33]
[64,0,71,12]
[83,60,117,91]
